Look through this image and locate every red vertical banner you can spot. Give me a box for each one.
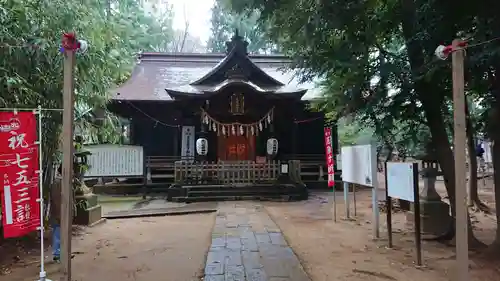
[0,112,40,238]
[324,127,335,188]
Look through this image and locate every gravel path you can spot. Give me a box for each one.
[3,213,216,281]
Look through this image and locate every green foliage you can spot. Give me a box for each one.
[207,0,278,54]
[337,118,374,147]
[0,0,173,182]
[225,0,428,155]
[225,0,497,157]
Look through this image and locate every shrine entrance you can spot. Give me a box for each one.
[217,134,255,161]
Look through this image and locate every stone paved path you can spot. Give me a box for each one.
[204,202,310,281]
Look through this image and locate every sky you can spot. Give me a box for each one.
[167,0,215,44]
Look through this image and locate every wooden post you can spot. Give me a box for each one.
[292,120,297,156]
[60,50,76,281]
[452,39,468,281]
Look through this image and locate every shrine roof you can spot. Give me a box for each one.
[112,34,321,102]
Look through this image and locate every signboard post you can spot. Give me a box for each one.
[324,127,336,222]
[385,161,422,266]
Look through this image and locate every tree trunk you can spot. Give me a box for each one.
[385,145,394,162]
[467,130,479,206]
[466,116,489,212]
[399,0,484,248]
[483,12,500,252]
[487,104,500,250]
[492,137,500,241]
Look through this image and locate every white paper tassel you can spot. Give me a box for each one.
[203,115,209,124]
[259,122,263,131]
[232,125,236,135]
[251,126,255,136]
[267,113,271,124]
[212,123,217,132]
[240,126,244,136]
[222,126,226,135]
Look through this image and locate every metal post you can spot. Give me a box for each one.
[353,184,357,216]
[452,39,468,281]
[372,182,380,238]
[384,162,392,248]
[371,143,380,238]
[343,181,350,218]
[61,50,76,281]
[413,162,422,266]
[332,184,337,222]
[36,105,51,281]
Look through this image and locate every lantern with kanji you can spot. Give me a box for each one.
[266,138,278,156]
[196,138,208,156]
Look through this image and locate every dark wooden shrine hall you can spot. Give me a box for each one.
[107,31,339,201]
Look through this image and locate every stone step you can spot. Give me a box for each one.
[187,189,295,198]
[183,183,289,190]
[173,194,302,203]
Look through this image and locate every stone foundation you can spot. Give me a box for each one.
[405,201,452,236]
[73,193,103,226]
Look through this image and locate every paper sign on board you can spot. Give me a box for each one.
[386,162,416,202]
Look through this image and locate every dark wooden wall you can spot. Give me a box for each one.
[122,97,335,159]
[131,116,179,156]
[296,115,327,155]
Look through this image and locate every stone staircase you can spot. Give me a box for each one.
[168,184,308,203]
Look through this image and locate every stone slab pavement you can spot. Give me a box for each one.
[204,202,310,281]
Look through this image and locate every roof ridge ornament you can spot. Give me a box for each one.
[225,29,249,55]
[225,64,248,80]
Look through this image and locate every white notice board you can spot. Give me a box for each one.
[386,162,416,202]
[340,144,377,187]
[85,144,144,177]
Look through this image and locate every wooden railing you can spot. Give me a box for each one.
[144,154,334,185]
[283,154,325,163]
[174,160,282,185]
[145,156,194,181]
[146,156,194,168]
[283,154,342,182]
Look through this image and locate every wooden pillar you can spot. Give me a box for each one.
[173,111,181,158]
[452,39,468,281]
[61,49,76,281]
[292,119,298,157]
[173,126,180,157]
[129,118,135,145]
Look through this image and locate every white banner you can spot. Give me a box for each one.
[181,126,195,161]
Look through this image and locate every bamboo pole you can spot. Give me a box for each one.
[60,49,76,281]
[452,38,468,281]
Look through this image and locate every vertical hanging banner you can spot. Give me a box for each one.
[0,112,40,238]
[324,127,335,187]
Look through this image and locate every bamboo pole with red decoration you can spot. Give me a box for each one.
[435,39,468,281]
[59,32,87,281]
